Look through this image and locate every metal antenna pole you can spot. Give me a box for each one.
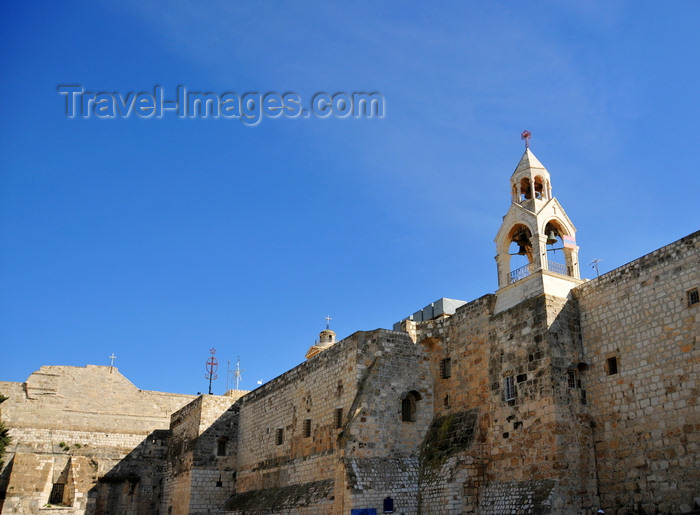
[590,258,602,278]
[234,356,246,390]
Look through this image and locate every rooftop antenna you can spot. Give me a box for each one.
[108,353,117,373]
[205,348,218,395]
[590,258,603,278]
[521,130,532,149]
[233,356,246,390]
[324,314,332,330]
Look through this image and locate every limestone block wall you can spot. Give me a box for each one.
[162,393,243,515]
[91,430,170,515]
[0,365,195,515]
[1,453,55,514]
[233,334,356,497]
[162,398,201,514]
[341,331,433,514]
[574,230,700,513]
[0,366,194,435]
[227,329,432,515]
[414,291,596,513]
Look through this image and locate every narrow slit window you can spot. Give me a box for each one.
[504,376,517,402]
[335,408,343,429]
[439,357,452,379]
[303,419,311,438]
[275,428,283,445]
[607,356,618,375]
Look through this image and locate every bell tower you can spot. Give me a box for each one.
[494,134,583,312]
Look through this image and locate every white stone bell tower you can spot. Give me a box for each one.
[494,135,583,313]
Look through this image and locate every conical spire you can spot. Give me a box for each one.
[512,148,546,177]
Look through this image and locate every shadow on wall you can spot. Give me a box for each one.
[87,430,170,515]
[0,456,12,512]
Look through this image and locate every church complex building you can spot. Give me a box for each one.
[1,147,698,514]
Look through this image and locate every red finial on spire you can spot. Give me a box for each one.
[521,130,531,149]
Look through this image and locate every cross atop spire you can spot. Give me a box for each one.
[521,130,532,149]
[324,315,332,330]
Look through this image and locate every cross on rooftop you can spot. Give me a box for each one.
[324,315,332,330]
[108,353,117,372]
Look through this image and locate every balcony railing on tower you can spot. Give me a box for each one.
[509,260,571,284]
[547,260,569,276]
[509,264,531,284]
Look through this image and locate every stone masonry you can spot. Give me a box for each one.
[0,365,196,514]
[0,148,698,514]
[574,232,699,513]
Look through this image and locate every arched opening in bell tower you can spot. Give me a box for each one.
[506,224,533,283]
[512,176,549,203]
[543,220,577,278]
[520,177,533,201]
[533,175,548,199]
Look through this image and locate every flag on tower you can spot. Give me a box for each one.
[562,235,576,249]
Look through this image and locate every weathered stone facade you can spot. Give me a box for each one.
[0,365,197,513]
[574,232,699,513]
[223,329,432,514]
[0,149,697,514]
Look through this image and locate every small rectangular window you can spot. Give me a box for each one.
[217,438,227,456]
[401,396,416,422]
[335,408,343,429]
[504,376,516,402]
[439,358,452,379]
[443,394,450,408]
[275,428,283,445]
[607,356,618,375]
[567,370,579,389]
[303,419,311,438]
[688,288,699,307]
[49,483,65,505]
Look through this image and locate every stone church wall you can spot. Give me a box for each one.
[574,230,700,513]
[0,365,195,514]
[162,393,243,515]
[413,290,596,513]
[224,329,432,514]
[1,231,697,514]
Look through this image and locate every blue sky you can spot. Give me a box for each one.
[1,2,698,395]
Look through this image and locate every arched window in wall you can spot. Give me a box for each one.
[401,390,421,422]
